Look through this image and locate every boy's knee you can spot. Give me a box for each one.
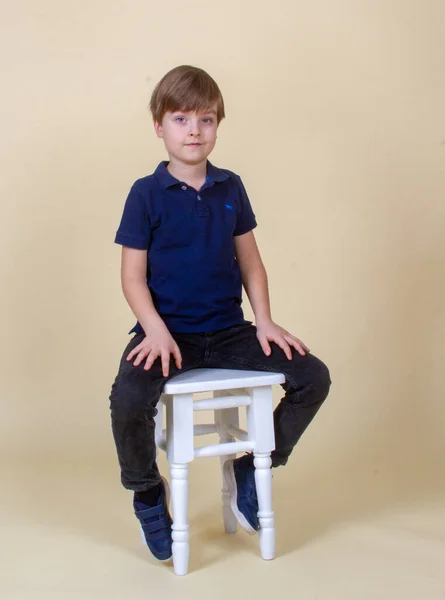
[313,358,331,402]
[287,354,331,405]
[109,372,159,421]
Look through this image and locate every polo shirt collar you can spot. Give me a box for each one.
[206,161,229,183]
[154,160,229,189]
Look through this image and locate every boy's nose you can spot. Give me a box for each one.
[188,121,201,135]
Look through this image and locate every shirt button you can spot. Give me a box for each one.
[197,194,201,201]
[181,185,187,191]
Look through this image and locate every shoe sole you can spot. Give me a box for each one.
[139,475,172,562]
[222,460,257,535]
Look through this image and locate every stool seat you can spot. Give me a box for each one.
[164,368,285,394]
[151,367,285,575]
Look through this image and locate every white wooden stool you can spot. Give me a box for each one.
[151,367,285,576]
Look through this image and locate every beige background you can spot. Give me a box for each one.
[1,1,444,598]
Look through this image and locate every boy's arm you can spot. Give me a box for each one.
[121,246,165,333]
[120,246,182,375]
[234,231,310,358]
[233,231,272,324]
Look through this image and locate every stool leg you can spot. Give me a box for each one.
[166,393,194,576]
[170,463,190,576]
[254,453,275,560]
[154,398,164,458]
[215,406,239,534]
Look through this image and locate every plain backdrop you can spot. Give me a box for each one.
[1,1,444,598]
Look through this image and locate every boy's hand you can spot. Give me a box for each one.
[126,325,182,377]
[256,319,310,360]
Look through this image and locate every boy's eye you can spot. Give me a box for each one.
[175,116,186,123]
[202,117,214,124]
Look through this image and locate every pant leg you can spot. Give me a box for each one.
[108,332,204,491]
[206,323,332,467]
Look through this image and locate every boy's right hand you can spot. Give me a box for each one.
[126,325,182,377]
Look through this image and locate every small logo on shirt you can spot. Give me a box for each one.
[225,204,233,210]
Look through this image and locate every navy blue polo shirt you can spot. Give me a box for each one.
[114,161,257,334]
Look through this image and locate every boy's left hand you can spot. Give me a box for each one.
[256,319,310,360]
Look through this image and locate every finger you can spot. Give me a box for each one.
[133,349,149,367]
[161,350,170,377]
[127,344,142,361]
[143,351,157,371]
[258,335,272,356]
[285,336,307,356]
[289,335,310,353]
[172,345,182,370]
[276,338,292,360]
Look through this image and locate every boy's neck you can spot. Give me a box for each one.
[167,158,207,190]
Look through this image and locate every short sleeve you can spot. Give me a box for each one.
[114,184,151,250]
[233,175,257,236]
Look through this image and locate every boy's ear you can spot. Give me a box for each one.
[153,120,163,138]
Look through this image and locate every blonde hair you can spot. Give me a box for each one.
[150,65,225,124]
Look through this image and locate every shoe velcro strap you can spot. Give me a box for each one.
[134,504,164,521]
[142,525,171,541]
[141,518,170,534]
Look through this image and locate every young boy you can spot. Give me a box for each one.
[109,65,331,562]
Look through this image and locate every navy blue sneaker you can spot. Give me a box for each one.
[223,454,259,534]
[133,476,173,562]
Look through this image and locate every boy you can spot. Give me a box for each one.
[109,65,331,562]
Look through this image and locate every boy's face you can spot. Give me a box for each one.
[154,104,218,167]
